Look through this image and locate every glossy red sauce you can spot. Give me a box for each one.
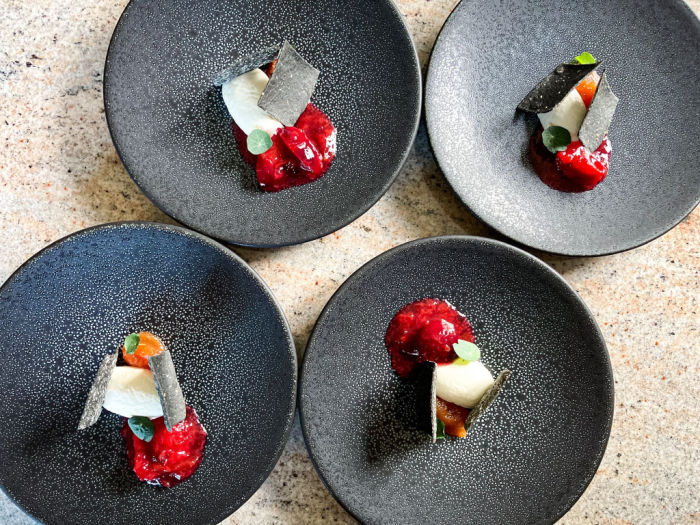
[529,127,611,192]
[122,406,207,488]
[385,298,474,379]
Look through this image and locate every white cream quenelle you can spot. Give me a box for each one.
[102,366,163,419]
[537,87,587,141]
[221,68,283,136]
[435,360,494,408]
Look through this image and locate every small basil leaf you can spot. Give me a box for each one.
[128,416,155,442]
[542,126,572,154]
[247,129,273,155]
[124,333,140,355]
[436,418,446,441]
[574,52,596,65]
[453,340,481,362]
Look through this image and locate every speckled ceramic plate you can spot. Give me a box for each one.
[104,0,421,248]
[299,236,613,524]
[0,223,296,524]
[425,0,700,256]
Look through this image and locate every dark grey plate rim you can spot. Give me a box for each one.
[0,221,298,525]
[424,0,700,257]
[103,0,422,249]
[298,234,614,523]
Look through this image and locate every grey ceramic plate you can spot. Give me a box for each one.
[0,223,296,524]
[426,0,700,256]
[300,236,613,524]
[104,0,421,247]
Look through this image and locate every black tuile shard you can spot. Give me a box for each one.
[579,71,619,151]
[214,43,282,86]
[464,369,511,435]
[518,62,602,113]
[148,350,187,431]
[257,41,320,126]
[78,351,118,430]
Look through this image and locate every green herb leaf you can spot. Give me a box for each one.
[247,129,273,155]
[128,416,155,442]
[542,126,572,154]
[574,52,596,65]
[453,340,481,362]
[436,418,446,440]
[124,333,140,355]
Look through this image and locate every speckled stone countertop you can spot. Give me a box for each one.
[1,0,698,523]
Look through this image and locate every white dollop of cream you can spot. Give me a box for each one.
[102,366,163,419]
[221,69,283,136]
[538,88,587,141]
[435,360,494,408]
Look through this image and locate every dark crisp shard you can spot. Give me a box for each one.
[78,351,118,430]
[213,44,282,86]
[148,350,186,431]
[257,41,320,126]
[579,71,618,151]
[464,369,511,435]
[518,62,602,113]
[413,361,438,443]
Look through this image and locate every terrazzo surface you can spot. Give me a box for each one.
[0,0,698,523]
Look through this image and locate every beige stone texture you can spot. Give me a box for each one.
[0,0,698,523]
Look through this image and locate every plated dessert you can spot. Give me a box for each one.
[300,236,614,523]
[79,331,207,488]
[427,0,700,257]
[0,222,298,523]
[385,298,510,441]
[104,0,421,247]
[217,41,337,192]
[518,52,619,192]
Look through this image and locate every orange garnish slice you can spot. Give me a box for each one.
[123,331,165,369]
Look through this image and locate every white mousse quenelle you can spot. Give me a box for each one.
[221,69,283,136]
[537,88,587,141]
[435,360,495,409]
[102,366,163,419]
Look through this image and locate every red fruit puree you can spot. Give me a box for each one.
[122,406,207,488]
[233,104,336,192]
[530,129,611,192]
[385,298,474,379]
